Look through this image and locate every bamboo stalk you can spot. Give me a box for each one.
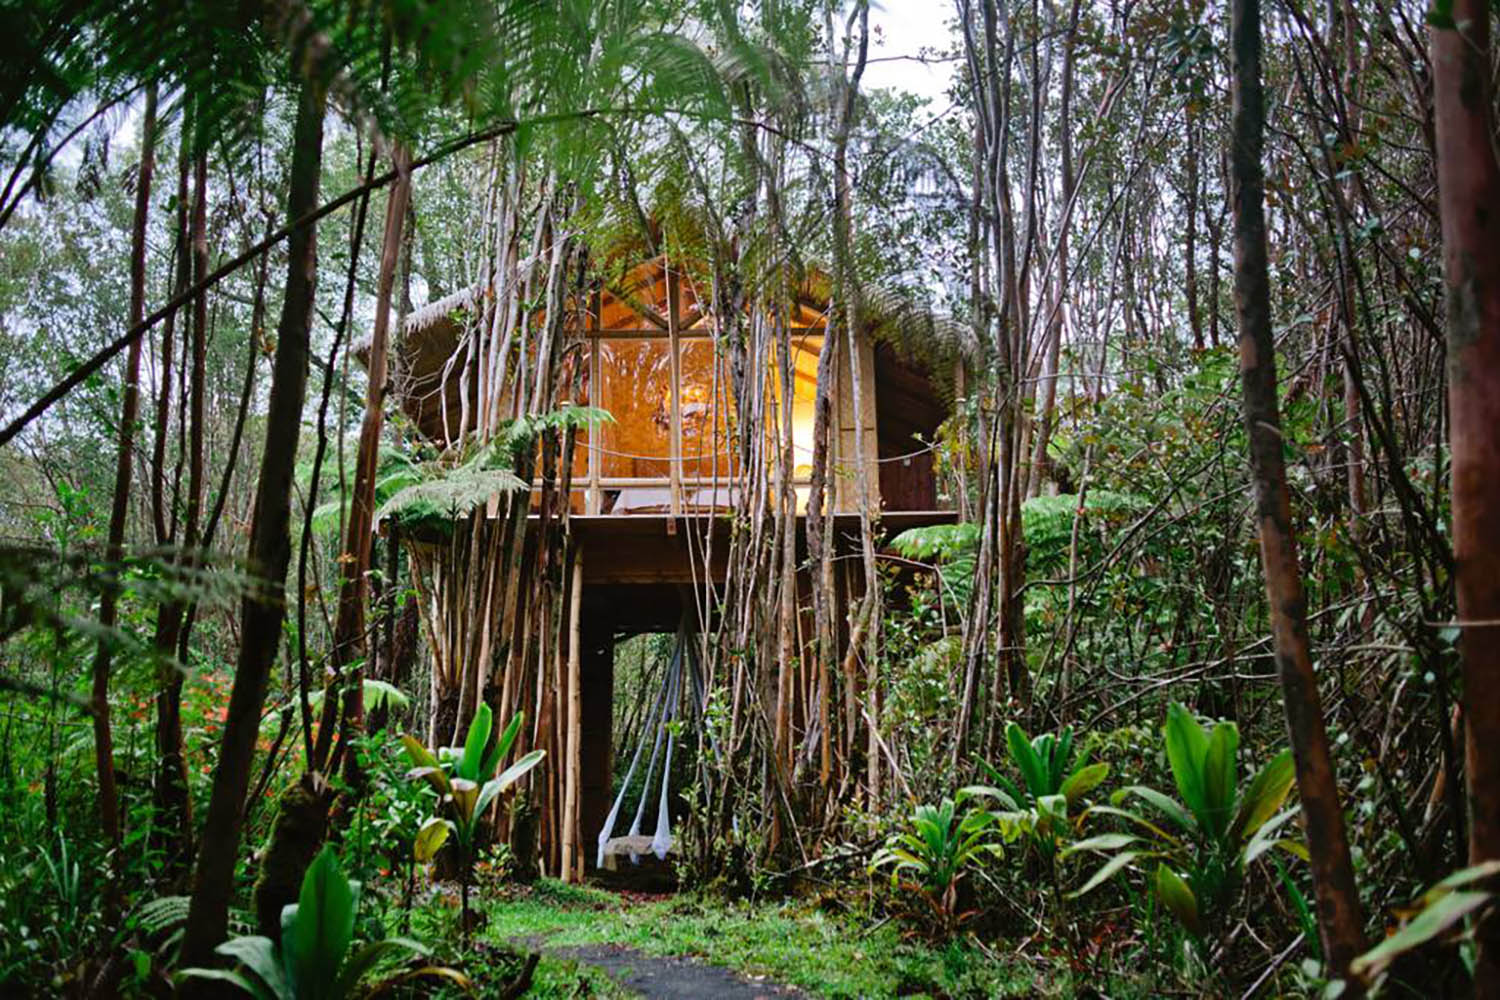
[562,547,584,882]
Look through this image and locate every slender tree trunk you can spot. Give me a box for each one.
[1185,108,1203,352]
[829,0,875,806]
[151,133,199,875]
[90,84,157,863]
[329,144,412,745]
[1229,0,1366,979]
[1430,2,1500,991]
[252,127,393,952]
[179,77,326,976]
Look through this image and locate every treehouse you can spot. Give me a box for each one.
[368,253,957,879]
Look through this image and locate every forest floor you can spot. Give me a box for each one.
[468,880,1058,999]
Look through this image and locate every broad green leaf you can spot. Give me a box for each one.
[482,711,526,779]
[460,703,493,781]
[1070,850,1144,897]
[1201,722,1239,838]
[1034,733,1058,791]
[1350,890,1493,982]
[449,778,479,825]
[283,846,355,998]
[1155,864,1202,936]
[1164,703,1210,823]
[404,765,451,799]
[1060,762,1110,805]
[493,748,546,794]
[1230,749,1295,844]
[1110,786,1194,834]
[400,734,441,772]
[1036,794,1067,836]
[1245,836,1309,866]
[958,807,997,834]
[1053,727,1075,793]
[1085,805,1187,848]
[1007,723,1048,800]
[414,817,453,863]
[211,935,286,1000]
[474,775,508,821]
[1427,859,1500,898]
[177,967,278,1000]
[958,784,1021,811]
[1065,832,1141,853]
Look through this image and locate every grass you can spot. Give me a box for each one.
[474,879,1055,999]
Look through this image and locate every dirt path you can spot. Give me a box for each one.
[547,943,807,999]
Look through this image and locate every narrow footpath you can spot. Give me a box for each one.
[545,943,807,999]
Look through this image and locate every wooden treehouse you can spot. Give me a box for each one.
[370,254,955,880]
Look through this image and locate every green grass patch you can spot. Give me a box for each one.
[480,880,1054,999]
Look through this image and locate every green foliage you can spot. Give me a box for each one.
[377,406,612,532]
[306,446,425,538]
[1350,859,1500,987]
[869,791,1004,936]
[181,846,463,998]
[1065,703,1301,941]
[970,722,1109,857]
[1020,491,1147,576]
[376,452,527,532]
[889,522,978,608]
[401,705,543,932]
[265,679,411,733]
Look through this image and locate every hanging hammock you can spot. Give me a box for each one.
[595,617,724,869]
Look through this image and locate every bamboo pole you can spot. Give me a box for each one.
[562,546,585,882]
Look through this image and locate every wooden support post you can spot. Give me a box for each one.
[587,287,602,515]
[666,261,683,523]
[562,547,584,882]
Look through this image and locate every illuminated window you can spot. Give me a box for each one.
[596,338,673,479]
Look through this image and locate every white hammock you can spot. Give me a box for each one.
[596,621,723,868]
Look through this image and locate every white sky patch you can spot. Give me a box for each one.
[863,0,959,106]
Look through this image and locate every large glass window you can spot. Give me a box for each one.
[780,332,822,480]
[596,338,672,479]
[576,329,825,513]
[679,338,738,481]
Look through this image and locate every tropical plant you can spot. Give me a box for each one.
[1349,859,1500,989]
[377,406,613,533]
[972,722,1109,857]
[401,705,544,936]
[1065,702,1301,944]
[869,790,1005,937]
[889,522,979,608]
[180,846,466,998]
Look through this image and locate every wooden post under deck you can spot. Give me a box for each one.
[562,547,584,882]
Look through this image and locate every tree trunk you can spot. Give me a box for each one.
[90,84,157,863]
[328,144,412,751]
[151,135,201,877]
[1185,108,1203,352]
[178,77,326,976]
[1229,0,1366,979]
[1430,2,1500,991]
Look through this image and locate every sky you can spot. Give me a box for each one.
[863,0,960,106]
